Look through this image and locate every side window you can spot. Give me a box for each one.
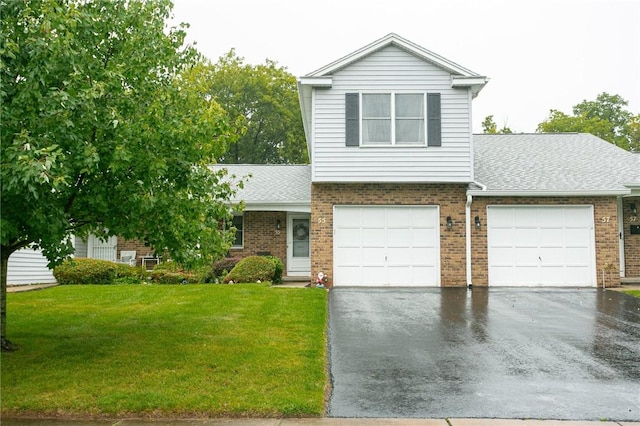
[231,215,244,248]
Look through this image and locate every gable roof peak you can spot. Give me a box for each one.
[305,33,481,78]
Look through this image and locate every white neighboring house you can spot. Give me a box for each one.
[6,234,117,286]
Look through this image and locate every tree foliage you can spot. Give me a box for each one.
[0,0,241,350]
[198,50,308,164]
[537,93,639,151]
[481,115,513,134]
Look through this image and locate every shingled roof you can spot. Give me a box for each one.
[472,133,640,195]
[210,164,311,211]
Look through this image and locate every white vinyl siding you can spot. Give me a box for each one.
[7,247,56,285]
[487,206,596,287]
[311,45,472,183]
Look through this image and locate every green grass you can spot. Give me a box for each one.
[1,284,327,419]
[622,289,640,298]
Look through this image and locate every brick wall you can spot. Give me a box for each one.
[469,196,621,287]
[311,183,468,287]
[622,197,640,278]
[116,238,153,267]
[117,210,288,270]
[230,211,288,271]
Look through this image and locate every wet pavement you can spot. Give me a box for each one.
[327,288,640,421]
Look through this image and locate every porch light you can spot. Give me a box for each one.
[446,216,453,230]
[631,203,637,216]
[276,219,282,230]
[475,215,481,228]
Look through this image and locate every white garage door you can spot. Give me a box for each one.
[487,206,596,287]
[333,206,440,286]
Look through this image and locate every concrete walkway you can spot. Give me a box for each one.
[6,283,59,292]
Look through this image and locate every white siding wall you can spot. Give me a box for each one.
[312,45,473,182]
[7,247,56,285]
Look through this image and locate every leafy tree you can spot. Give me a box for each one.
[537,93,639,151]
[1,0,241,350]
[200,50,308,164]
[481,115,513,134]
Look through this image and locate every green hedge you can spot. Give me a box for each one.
[266,256,283,284]
[53,258,117,284]
[224,256,276,284]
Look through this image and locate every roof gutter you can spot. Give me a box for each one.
[466,189,631,197]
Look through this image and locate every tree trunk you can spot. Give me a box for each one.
[1,246,18,352]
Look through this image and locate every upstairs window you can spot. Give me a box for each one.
[362,93,425,145]
[346,92,440,147]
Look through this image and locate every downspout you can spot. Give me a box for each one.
[466,194,473,288]
[466,181,486,289]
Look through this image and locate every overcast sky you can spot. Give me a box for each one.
[170,0,639,133]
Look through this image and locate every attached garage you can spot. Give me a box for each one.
[487,205,596,287]
[333,205,440,286]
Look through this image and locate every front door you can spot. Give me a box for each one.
[287,214,311,276]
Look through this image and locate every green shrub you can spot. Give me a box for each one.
[112,263,144,284]
[266,256,283,284]
[207,257,242,283]
[53,258,117,285]
[224,256,276,284]
[150,262,202,284]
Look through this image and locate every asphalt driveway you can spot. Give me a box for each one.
[327,288,640,421]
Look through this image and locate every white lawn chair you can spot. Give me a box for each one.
[116,250,137,266]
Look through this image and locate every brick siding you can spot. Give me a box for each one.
[229,211,288,271]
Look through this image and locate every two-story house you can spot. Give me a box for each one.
[9,33,639,287]
[220,33,639,288]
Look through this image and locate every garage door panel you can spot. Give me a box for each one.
[565,247,591,264]
[334,206,440,287]
[564,228,591,244]
[488,206,595,287]
[515,228,539,245]
[410,247,437,264]
[538,208,564,226]
[539,228,564,245]
[362,266,387,285]
[362,209,386,226]
[362,247,386,265]
[514,247,539,265]
[386,209,411,227]
[362,229,385,246]
[387,229,412,247]
[411,228,438,246]
[337,247,362,264]
[336,228,361,246]
[489,228,514,245]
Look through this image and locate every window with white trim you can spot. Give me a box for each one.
[230,215,244,248]
[361,93,425,145]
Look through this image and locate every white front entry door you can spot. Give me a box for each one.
[287,214,311,276]
[333,206,440,287]
[487,205,596,287]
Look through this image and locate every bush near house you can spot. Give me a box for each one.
[150,262,205,284]
[224,256,276,283]
[267,256,283,284]
[54,258,144,285]
[208,256,242,283]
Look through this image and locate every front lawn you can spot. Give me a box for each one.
[1,284,327,419]
[622,289,640,298]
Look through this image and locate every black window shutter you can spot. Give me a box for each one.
[427,93,441,147]
[345,93,359,146]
